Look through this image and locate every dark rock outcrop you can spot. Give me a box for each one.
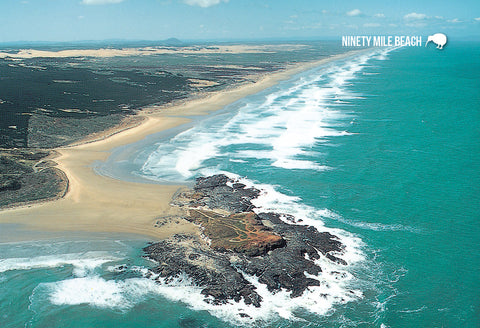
[144,234,262,307]
[144,174,347,308]
[177,174,260,213]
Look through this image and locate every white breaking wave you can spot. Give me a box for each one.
[35,255,362,324]
[327,212,421,233]
[140,49,391,182]
[0,252,122,277]
[45,276,136,309]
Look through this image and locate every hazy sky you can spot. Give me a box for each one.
[1,0,479,42]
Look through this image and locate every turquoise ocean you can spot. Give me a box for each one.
[1,43,479,327]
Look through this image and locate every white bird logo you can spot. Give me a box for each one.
[425,33,447,49]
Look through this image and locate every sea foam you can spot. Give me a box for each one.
[0,252,122,277]
[140,49,389,182]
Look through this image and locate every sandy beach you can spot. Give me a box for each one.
[0,51,359,241]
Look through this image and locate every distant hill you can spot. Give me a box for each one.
[162,38,184,46]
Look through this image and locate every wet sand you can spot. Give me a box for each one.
[0,51,360,241]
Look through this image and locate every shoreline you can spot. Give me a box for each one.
[0,50,362,241]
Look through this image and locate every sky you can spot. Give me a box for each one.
[0,0,479,42]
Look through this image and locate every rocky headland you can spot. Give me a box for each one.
[143,174,348,311]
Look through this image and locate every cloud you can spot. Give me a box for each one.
[475,17,480,21]
[346,9,362,17]
[374,13,385,18]
[406,22,427,27]
[183,0,228,7]
[404,12,427,20]
[447,18,462,23]
[81,0,124,4]
[364,23,381,27]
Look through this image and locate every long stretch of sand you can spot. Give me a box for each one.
[0,51,360,241]
[0,44,308,59]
